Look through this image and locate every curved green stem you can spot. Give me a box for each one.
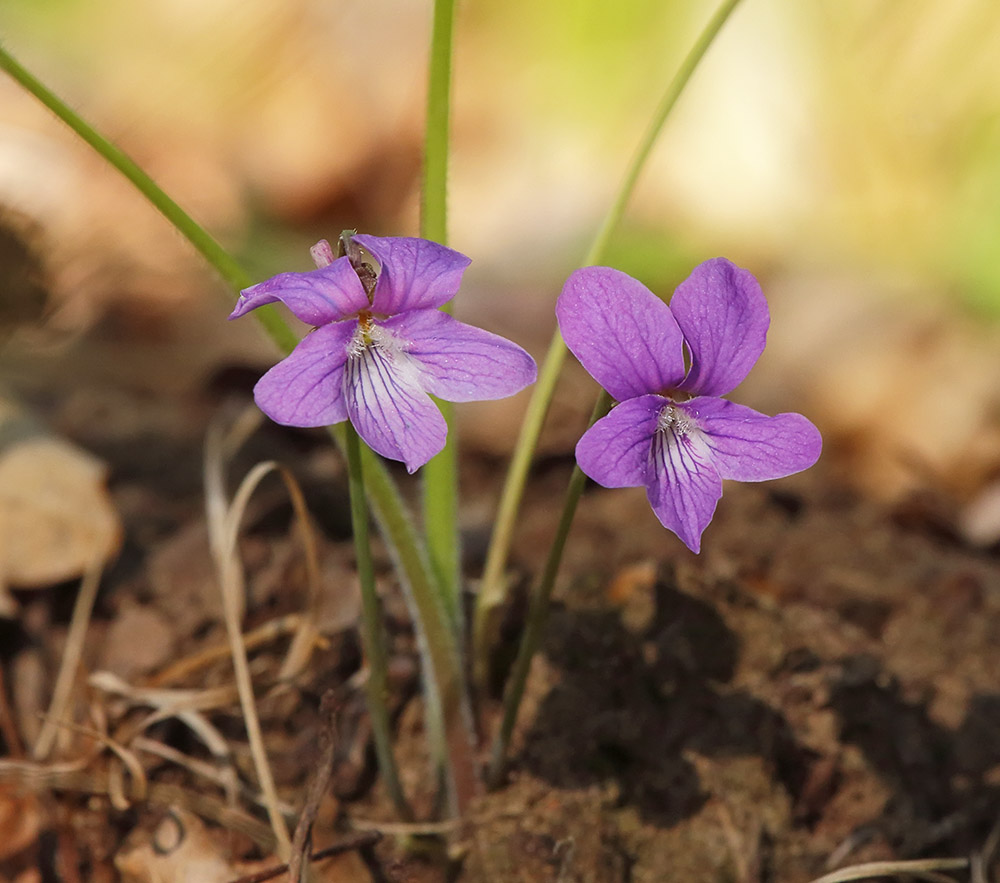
[344,424,413,819]
[0,42,476,814]
[473,0,746,691]
[0,44,298,354]
[419,0,463,623]
[350,431,480,817]
[486,392,611,788]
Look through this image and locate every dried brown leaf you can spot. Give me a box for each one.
[114,810,269,883]
[0,436,120,592]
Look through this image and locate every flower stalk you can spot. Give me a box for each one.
[0,45,298,356]
[486,391,611,788]
[420,0,463,621]
[473,0,747,692]
[343,422,412,819]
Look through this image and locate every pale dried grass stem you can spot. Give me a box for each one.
[146,614,324,688]
[808,858,969,883]
[205,422,292,858]
[32,556,103,760]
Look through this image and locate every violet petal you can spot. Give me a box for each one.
[229,256,370,325]
[646,424,722,553]
[354,234,471,314]
[252,321,355,427]
[682,396,822,481]
[382,309,537,402]
[556,267,686,402]
[344,336,447,473]
[670,258,770,397]
[575,394,665,488]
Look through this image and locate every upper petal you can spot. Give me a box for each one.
[353,234,471,314]
[575,394,664,488]
[646,423,722,553]
[253,321,354,427]
[670,258,769,397]
[345,336,448,473]
[382,310,537,402]
[682,396,822,481]
[556,267,686,402]
[230,256,370,325]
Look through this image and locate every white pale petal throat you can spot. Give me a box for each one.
[338,312,448,472]
[655,402,691,436]
[345,315,423,400]
[649,400,713,482]
[646,398,722,551]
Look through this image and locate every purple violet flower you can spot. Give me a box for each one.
[230,234,537,473]
[556,259,822,553]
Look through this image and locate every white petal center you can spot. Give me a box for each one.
[345,319,423,398]
[655,403,691,436]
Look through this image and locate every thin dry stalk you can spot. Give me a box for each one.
[0,756,91,783]
[145,615,324,689]
[142,707,233,757]
[808,858,969,883]
[287,692,339,883]
[92,666,289,807]
[205,424,292,859]
[134,735,227,779]
[971,812,1000,883]
[271,470,324,685]
[223,460,322,645]
[0,761,276,848]
[41,717,148,807]
[33,557,103,760]
[203,414,334,859]
[90,670,239,713]
[226,833,382,883]
[348,816,460,836]
[133,737,292,815]
[91,670,243,758]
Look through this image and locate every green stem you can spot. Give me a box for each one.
[421,0,455,247]
[0,42,477,814]
[0,44,298,354]
[485,392,610,788]
[344,424,412,819]
[349,431,480,817]
[473,0,746,691]
[419,0,462,622]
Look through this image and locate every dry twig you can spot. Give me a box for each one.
[226,832,382,883]
[145,615,326,689]
[205,422,293,859]
[33,557,103,760]
[808,857,969,883]
[287,691,341,883]
[0,762,276,847]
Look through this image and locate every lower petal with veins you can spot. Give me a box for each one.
[645,424,722,553]
[344,341,447,473]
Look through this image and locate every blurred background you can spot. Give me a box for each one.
[2,0,1000,526]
